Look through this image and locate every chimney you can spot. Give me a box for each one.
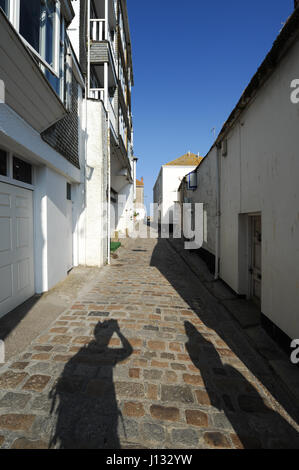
[295,0,299,8]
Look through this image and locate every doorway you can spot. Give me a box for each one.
[249,214,262,307]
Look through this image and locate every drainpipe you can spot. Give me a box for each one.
[215,144,221,280]
[84,80,88,266]
[85,0,90,266]
[107,124,111,265]
[87,0,90,99]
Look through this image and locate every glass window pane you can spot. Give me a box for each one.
[13,157,32,184]
[45,69,60,95]
[19,0,41,53]
[42,0,55,66]
[0,149,7,176]
[0,0,8,14]
[66,183,71,200]
[20,0,56,67]
[0,0,8,15]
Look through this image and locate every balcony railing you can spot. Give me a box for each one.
[90,19,117,66]
[89,88,104,100]
[90,19,105,41]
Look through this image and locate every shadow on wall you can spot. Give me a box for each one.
[49,319,133,449]
[150,237,299,449]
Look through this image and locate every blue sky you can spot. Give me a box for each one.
[128,0,294,211]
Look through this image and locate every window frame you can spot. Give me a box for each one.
[66,182,72,201]
[0,147,35,190]
[0,147,8,177]
[5,0,73,108]
[14,0,61,78]
[13,155,32,185]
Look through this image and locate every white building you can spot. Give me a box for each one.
[0,1,87,319]
[179,5,299,341]
[134,177,146,222]
[0,0,136,320]
[153,152,202,226]
[68,0,136,244]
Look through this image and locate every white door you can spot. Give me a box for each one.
[0,182,34,318]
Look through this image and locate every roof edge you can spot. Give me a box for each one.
[215,8,299,147]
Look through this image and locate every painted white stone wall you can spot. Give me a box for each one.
[161,165,198,223]
[80,99,108,266]
[153,169,162,206]
[0,102,84,294]
[41,167,73,291]
[219,38,299,339]
[182,151,217,255]
[116,182,135,234]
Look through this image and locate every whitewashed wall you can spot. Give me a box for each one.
[191,150,217,255]
[80,99,108,267]
[116,182,135,235]
[162,166,197,223]
[153,169,162,205]
[219,38,299,339]
[40,167,72,291]
[0,103,83,294]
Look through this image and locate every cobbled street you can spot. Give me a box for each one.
[0,235,299,449]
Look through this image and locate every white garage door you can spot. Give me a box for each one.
[0,182,34,319]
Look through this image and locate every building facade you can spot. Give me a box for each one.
[179,6,299,341]
[153,152,202,226]
[0,0,135,319]
[134,177,146,221]
[68,0,135,241]
[0,1,87,319]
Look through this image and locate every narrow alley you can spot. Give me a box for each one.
[0,235,299,449]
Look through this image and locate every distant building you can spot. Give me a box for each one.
[153,152,202,225]
[135,177,145,221]
[136,177,144,206]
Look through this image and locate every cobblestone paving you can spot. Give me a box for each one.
[0,236,299,449]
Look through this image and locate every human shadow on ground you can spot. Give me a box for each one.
[185,321,299,448]
[150,237,299,448]
[49,319,133,449]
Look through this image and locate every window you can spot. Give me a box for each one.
[17,1,74,105]
[0,0,8,15]
[0,149,7,176]
[13,157,32,184]
[19,0,56,70]
[66,183,71,201]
